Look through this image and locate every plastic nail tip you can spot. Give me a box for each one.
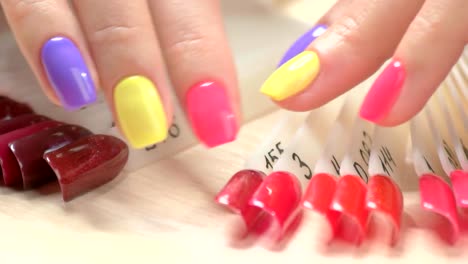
[10,124,93,189]
[249,171,302,238]
[215,169,266,232]
[0,114,50,135]
[419,173,460,244]
[366,175,403,245]
[0,121,62,186]
[302,173,337,214]
[330,175,368,245]
[0,97,35,120]
[450,170,468,207]
[43,135,129,202]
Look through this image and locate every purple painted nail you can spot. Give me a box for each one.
[41,36,97,110]
[278,24,327,67]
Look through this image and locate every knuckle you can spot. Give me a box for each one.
[2,0,53,24]
[88,24,142,47]
[163,22,213,62]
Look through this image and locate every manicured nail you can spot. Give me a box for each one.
[360,59,406,122]
[186,81,238,147]
[302,173,337,215]
[114,76,168,149]
[41,37,97,110]
[278,24,327,67]
[261,51,320,101]
[44,135,129,202]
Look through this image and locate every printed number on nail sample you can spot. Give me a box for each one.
[264,142,284,170]
[378,146,396,176]
[443,140,461,169]
[353,130,372,182]
[144,122,181,151]
[423,156,436,173]
[292,153,312,180]
[331,155,341,175]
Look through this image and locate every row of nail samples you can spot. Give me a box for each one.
[0,96,129,202]
[215,55,467,248]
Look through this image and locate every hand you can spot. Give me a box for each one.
[261,0,468,126]
[0,0,240,149]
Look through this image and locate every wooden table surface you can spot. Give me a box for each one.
[0,1,467,263]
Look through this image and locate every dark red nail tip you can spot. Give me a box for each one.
[0,121,62,186]
[249,171,302,235]
[450,170,468,207]
[366,175,403,245]
[215,169,266,230]
[43,135,129,202]
[302,173,337,214]
[330,175,368,244]
[419,173,460,244]
[0,114,50,135]
[0,97,35,120]
[10,124,93,189]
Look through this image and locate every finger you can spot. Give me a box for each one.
[260,0,425,111]
[0,0,99,110]
[360,0,468,125]
[148,0,239,148]
[72,0,173,149]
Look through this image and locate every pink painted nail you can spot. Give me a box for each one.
[360,59,406,122]
[185,81,238,148]
[450,170,468,207]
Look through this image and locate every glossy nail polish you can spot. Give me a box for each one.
[0,97,35,120]
[186,81,238,147]
[0,121,61,186]
[249,171,302,235]
[114,76,168,149]
[419,173,460,244]
[366,175,403,245]
[0,114,50,135]
[450,170,468,207]
[302,173,337,215]
[41,36,97,110]
[215,169,265,231]
[278,24,327,67]
[261,51,320,101]
[10,124,92,189]
[360,59,406,122]
[44,135,129,202]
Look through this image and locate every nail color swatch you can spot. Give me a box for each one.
[186,81,238,148]
[114,76,168,149]
[41,36,97,110]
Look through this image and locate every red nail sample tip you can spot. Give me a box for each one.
[0,97,35,120]
[450,170,468,208]
[0,114,50,135]
[249,171,302,238]
[0,121,62,186]
[330,175,368,245]
[419,173,460,244]
[43,135,129,202]
[9,124,92,189]
[366,175,403,245]
[215,169,265,231]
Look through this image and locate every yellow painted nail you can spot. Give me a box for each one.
[114,76,168,148]
[260,51,320,101]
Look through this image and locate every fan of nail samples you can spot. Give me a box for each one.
[0,96,129,201]
[216,51,468,247]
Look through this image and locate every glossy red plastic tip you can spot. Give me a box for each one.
[330,175,368,245]
[44,135,129,202]
[450,170,468,208]
[0,121,61,186]
[0,114,50,135]
[215,169,265,231]
[420,173,460,244]
[10,124,92,189]
[249,171,302,236]
[302,173,337,214]
[366,175,403,245]
[0,96,35,120]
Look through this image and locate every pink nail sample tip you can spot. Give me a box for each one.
[360,59,406,122]
[450,170,468,207]
[186,80,238,148]
[419,173,460,244]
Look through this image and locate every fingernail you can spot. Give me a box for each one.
[278,24,327,67]
[186,81,238,147]
[360,59,406,122]
[114,76,168,149]
[261,51,320,101]
[41,36,97,110]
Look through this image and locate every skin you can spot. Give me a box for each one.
[0,0,466,137]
